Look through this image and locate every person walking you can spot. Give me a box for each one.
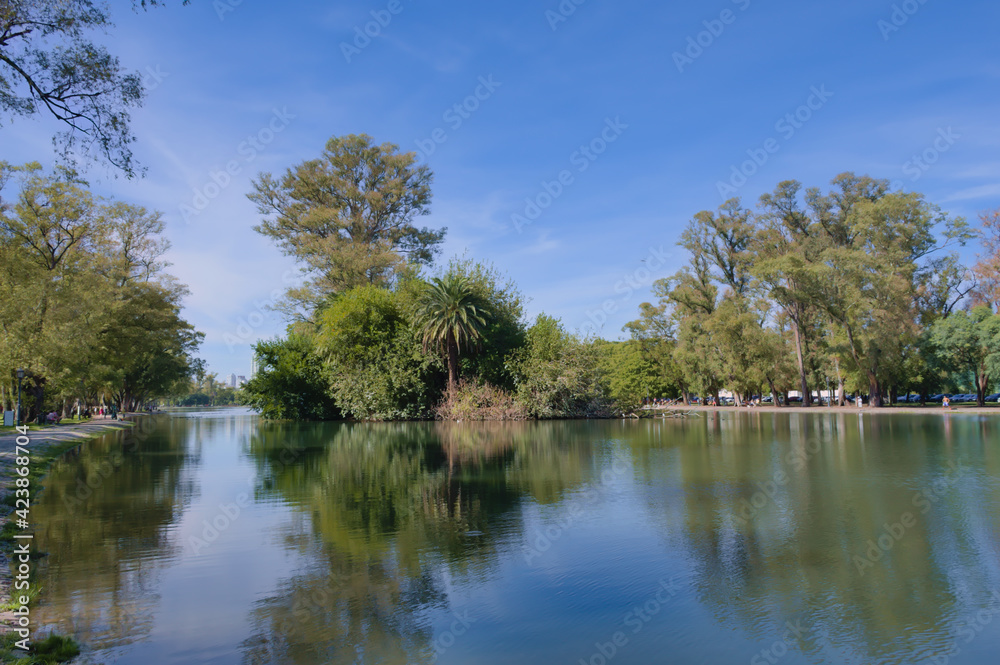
[942,395,951,410]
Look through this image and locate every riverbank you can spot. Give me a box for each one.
[0,417,135,655]
[655,404,1000,415]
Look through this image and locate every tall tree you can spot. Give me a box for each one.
[413,273,489,394]
[971,208,1000,311]
[931,306,1000,407]
[0,0,171,176]
[249,134,445,321]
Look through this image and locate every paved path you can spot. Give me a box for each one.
[0,418,135,488]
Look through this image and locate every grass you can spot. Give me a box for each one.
[0,419,135,663]
[0,632,80,664]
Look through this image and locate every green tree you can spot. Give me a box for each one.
[441,257,526,390]
[598,340,674,411]
[316,285,442,421]
[241,336,340,421]
[0,1,178,176]
[971,208,1000,311]
[513,315,613,418]
[1,162,201,416]
[931,306,1000,406]
[249,134,444,321]
[413,273,490,394]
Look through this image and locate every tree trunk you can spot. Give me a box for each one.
[791,317,811,407]
[447,335,459,393]
[767,378,780,407]
[867,373,882,408]
[976,370,989,407]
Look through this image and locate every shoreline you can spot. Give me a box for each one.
[0,417,136,639]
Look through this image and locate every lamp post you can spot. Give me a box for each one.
[16,368,25,427]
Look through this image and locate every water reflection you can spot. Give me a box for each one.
[26,411,1000,665]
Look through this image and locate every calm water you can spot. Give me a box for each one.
[28,409,1000,664]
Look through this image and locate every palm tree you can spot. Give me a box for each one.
[413,274,490,393]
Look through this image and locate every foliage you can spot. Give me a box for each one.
[412,272,490,393]
[439,257,527,390]
[248,134,445,320]
[972,208,1000,311]
[434,379,529,421]
[512,315,614,419]
[597,339,676,412]
[240,336,340,421]
[0,1,154,175]
[0,163,201,417]
[931,305,1000,405]
[629,173,974,407]
[317,285,442,421]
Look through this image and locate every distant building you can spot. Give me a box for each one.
[250,353,258,378]
[229,373,237,388]
[237,375,247,387]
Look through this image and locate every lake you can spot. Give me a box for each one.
[29,409,1000,664]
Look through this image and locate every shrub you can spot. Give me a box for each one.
[435,379,530,421]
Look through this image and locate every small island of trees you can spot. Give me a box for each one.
[239,135,1000,421]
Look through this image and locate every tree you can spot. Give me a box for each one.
[513,315,613,418]
[0,0,168,176]
[241,336,340,421]
[807,176,970,406]
[0,162,201,417]
[931,306,1000,407]
[315,284,442,420]
[971,208,1000,311]
[249,134,445,320]
[413,273,490,394]
[441,257,526,390]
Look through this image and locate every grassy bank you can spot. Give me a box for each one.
[0,419,135,663]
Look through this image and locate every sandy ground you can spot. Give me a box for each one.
[0,417,134,631]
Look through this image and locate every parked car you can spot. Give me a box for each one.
[986,393,1000,402]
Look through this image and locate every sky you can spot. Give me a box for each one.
[6,0,1000,379]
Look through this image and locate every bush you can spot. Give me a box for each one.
[435,379,530,421]
[512,315,615,418]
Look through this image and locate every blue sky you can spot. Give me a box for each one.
[7,0,1000,378]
